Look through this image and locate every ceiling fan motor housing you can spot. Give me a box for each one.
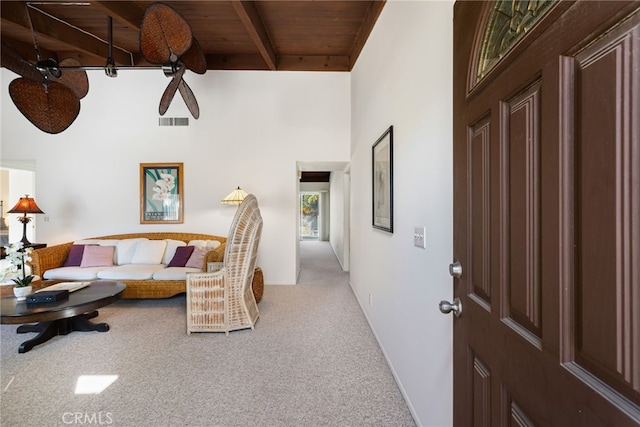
[162,62,181,77]
[36,59,61,79]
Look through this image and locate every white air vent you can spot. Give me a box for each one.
[159,117,189,126]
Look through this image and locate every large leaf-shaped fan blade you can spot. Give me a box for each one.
[181,37,207,75]
[178,79,200,119]
[9,78,80,134]
[1,41,45,83]
[54,58,89,99]
[159,64,186,116]
[140,3,192,64]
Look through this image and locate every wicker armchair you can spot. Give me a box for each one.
[186,194,263,334]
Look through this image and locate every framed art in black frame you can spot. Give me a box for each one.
[372,126,393,233]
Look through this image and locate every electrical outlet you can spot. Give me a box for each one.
[414,226,426,249]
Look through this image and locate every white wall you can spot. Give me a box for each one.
[350,2,454,426]
[1,69,351,285]
[329,171,348,270]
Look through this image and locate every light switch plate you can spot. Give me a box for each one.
[414,226,426,249]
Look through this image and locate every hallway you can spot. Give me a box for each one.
[297,241,349,285]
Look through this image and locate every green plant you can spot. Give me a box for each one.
[301,194,319,217]
[12,274,34,288]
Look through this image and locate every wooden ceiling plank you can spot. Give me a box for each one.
[91,1,145,30]
[1,1,131,66]
[231,1,277,71]
[278,55,350,72]
[2,1,384,73]
[350,1,386,69]
[206,53,271,70]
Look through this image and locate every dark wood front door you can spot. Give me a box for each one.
[453,1,640,425]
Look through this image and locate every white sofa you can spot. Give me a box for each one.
[30,232,227,299]
[42,238,221,281]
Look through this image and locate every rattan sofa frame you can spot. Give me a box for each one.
[29,232,227,299]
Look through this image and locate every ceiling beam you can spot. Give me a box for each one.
[231,1,277,71]
[0,34,56,64]
[350,0,386,69]
[90,1,145,30]
[1,2,132,66]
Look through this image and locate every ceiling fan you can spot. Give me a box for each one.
[139,2,207,119]
[0,2,204,133]
[1,41,89,134]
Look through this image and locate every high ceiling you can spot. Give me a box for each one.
[1,1,385,73]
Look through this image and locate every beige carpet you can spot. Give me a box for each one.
[297,241,349,285]
[1,242,415,426]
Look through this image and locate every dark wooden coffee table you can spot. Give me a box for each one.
[1,281,125,353]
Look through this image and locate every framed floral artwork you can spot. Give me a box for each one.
[140,162,184,224]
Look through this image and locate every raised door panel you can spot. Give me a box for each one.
[468,117,492,307]
[472,356,491,427]
[501,81,542,343]
[568,13,640,405]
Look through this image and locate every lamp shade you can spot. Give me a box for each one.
[7,195,44,214]
[221,187,248,205]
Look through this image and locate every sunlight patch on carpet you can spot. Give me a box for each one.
[75,375,118,394]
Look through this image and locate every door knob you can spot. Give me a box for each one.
[449,261,462,279]
[439,298,462,317]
